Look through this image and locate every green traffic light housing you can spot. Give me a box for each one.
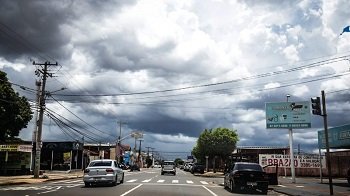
[311,97,322,115]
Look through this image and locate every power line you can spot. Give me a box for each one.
[52,55,350,97]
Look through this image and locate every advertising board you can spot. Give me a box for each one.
[266,101,311,129]
[318,124,350,149]
[259,154,325,168]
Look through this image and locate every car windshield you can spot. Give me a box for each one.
[163,162,174,165]
[234,163,263,171]
[89,161,112,167]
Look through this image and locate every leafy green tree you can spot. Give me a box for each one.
[174,158,184,166]
[192,127,239,163]
[0,71,32,142]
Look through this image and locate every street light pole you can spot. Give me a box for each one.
[286,94,296,183]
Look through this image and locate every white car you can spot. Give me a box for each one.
[83,159,124,187]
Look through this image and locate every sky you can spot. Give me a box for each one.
[0,0,349,160]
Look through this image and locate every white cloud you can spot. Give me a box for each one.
[0,57,26,72]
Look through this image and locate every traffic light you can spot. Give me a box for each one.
[311,97,322,115]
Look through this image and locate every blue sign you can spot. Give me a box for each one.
[266,101,311,129]
[123,151,130,165]
[318,124,350,149]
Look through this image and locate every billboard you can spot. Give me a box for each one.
[266,101,311,129]
[318,124,350,149]
[259,154,325,168]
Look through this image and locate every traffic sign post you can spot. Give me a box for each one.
[266,100,312,184]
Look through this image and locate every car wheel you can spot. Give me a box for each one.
[120,174,124,184]
[161,172,164,175]
[261,188,268,195]
[84,182,90,187]
[112,176,117,186]
[230,181,234,193]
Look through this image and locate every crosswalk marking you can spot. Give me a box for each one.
[124,179,212,185]
[51,179,75,184]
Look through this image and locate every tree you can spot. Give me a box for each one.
[0,71,33,142]
[192,127,239,163]
[174,158,184,166]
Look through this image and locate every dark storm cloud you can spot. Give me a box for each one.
[127,112,206,137]
[0,0,136,61]
[0,0,73,60]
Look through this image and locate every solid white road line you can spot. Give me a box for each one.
[51,179,74,184]
[120,184,143,196]
[202,185,218,196]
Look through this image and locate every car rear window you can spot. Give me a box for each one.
[234,164,263,171]
[89,161,112,167]
[163,162,175,165]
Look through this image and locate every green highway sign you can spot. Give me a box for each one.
[266,101,311,129]
[318,124,350,149]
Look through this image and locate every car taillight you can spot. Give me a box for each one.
[84,169,90,173]
[233,173,243,177]
[106,168,114,173]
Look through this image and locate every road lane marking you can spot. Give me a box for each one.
[142,179,152,182]
[172,180,179,183]
[51,179,75,184]
[186,180,193,184]
[296,185,304,188]
[126,179,137,182]
[120,184,143,196]
[157,180,165,183]
[277,185,286,187]
[202,185,218,196]
[200,181,208,185]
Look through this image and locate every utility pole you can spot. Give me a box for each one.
[81,136,84,170]
[31,80,41,172]
[33,61,58,178]
[138,139,143,166]
[145,147,151,157]
[116,121,127,163]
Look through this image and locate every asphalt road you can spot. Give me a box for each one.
[0,168,281,196]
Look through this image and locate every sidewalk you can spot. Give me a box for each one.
[272,176,350,196]
[0,170,83,186]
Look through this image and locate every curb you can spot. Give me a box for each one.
[0,175,83,186]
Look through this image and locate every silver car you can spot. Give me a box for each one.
[83,159,124,187]
[161,161,176,175]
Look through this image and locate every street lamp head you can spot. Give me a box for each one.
[286,94,291,98]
